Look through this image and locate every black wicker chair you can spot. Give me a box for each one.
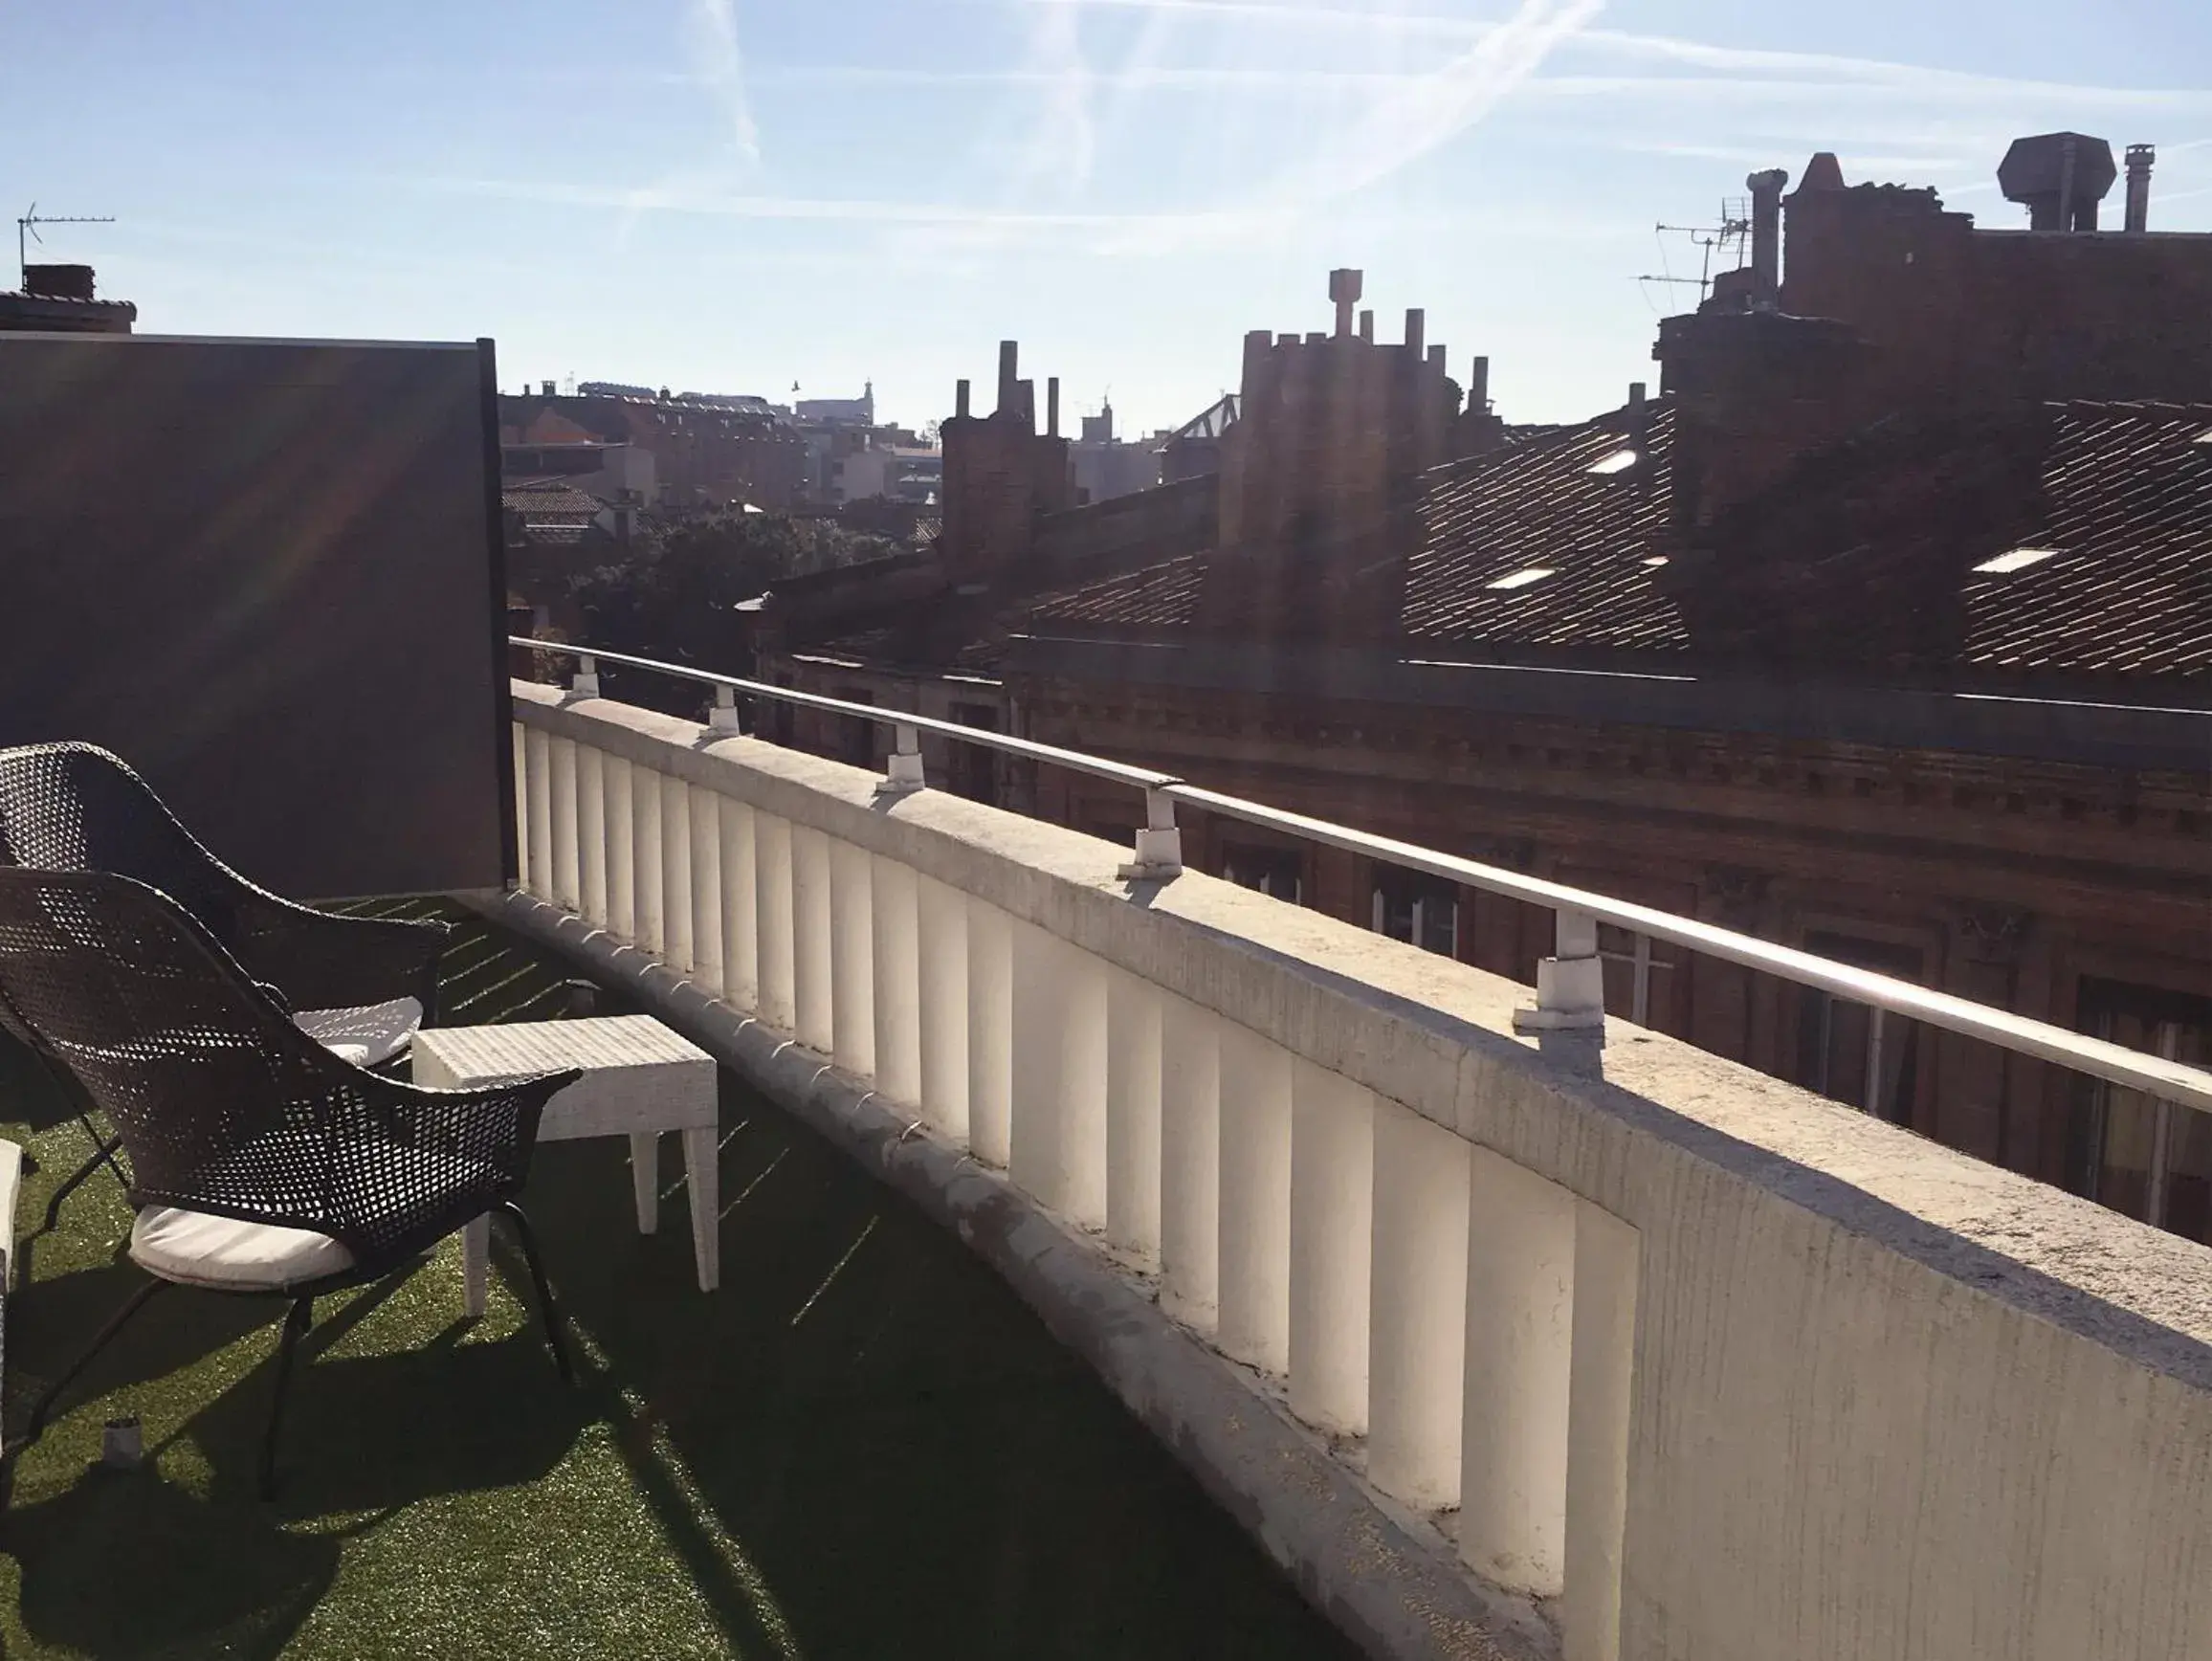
[0,867,579,1500]
[0,742,452,1226]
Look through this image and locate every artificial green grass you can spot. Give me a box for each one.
[0,906,1362,1659]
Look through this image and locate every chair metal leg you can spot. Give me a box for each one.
[17,1276,168,1448]
[257,1296,313,1501]
[494,1203,572,1383]
[37,1124,125,1236]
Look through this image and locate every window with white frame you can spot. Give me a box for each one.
[2076,977,2212,1243]
[1795,931,1923,1123]
[1221,841,1304,904]
[1372,864,1458,958]
[1596,921,1679,1027]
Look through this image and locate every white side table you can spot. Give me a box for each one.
[411,1015,719,1309]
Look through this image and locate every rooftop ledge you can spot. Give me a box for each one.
[510,676,2212,1661]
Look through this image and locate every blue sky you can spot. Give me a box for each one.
[5,1,2207,432]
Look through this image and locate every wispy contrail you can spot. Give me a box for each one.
[689,0,761,165]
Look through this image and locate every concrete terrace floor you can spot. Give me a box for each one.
[0,900,1360,1660]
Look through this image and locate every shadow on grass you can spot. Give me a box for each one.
[7,1469,338,1659]
[510,1076,1363,1661]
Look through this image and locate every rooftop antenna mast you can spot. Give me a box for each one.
[1636,197,1753,306]
[17,203,118,286]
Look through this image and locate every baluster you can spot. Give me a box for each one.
[719,796,758,1012]
[577,745,607,926]
[1105,968,1163,1265]
[1289,1061,1373,1436]
[790,825,832,1052]
[830,839,875,1078]
[1367,1099,1471,1508]
[1159,995,1221,1332]
[753,812,796,1030]
[915,875,970,1141]
[549,736,580,912]
[1216,1023,1293,1375]
[688,783,722,996]
[871,855,921,1106]
[964,898,1012,1167]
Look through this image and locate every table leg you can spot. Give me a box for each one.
[462,1214,490,1318]
[682,1125,719,1292]
[630,1132,659,1233]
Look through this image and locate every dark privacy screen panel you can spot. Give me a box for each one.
[0,334,512,899]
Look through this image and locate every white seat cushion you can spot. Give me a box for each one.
[130,1205,355,1291]
[293,996,423,1069]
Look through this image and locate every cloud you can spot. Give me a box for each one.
[686,0,760,165]
[1252,0,1604,207]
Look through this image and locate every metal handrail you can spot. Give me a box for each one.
[510,636,2212,1115]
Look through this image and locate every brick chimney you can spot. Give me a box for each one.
[21,264,96,300]
[1207,272,1462,639]
[938,339,1073,585]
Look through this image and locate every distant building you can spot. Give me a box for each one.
[0,265,135,334]
[750,134,2212,1248]
[1070,403,1161,504]
[796,382,875,426]
[499,386,805,511]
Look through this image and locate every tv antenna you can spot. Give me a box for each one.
[1636,197,1753,307]
[17,203,118,285]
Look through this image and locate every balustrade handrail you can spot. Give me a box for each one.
[510,635,2212,1115]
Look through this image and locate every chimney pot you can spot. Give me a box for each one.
[2125,143,2156,233]
[1018,378,1035,431]
[1404,308,1425,357]
[956,378,971,419]
[997,341,1020,414]
[1358,308,1374,343]
[1745,168,1788,299]
[1047,376,1060,438]
[1328,267,1363,337]
[1469,354,1490,411]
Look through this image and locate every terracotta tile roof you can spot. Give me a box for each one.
[1402,408,1682,651]
[1959,401,2212,679]
[502,481,602,520]
[1028,552,1206,630]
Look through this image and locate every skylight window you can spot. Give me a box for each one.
[1486,567,1555,590]
[1972,547,2057,575]
[1586,449,1639,476]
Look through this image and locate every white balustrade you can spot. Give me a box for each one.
[506,685,2212,1661]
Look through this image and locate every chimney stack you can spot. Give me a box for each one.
[955,378,971,418]
[997,340,1020,415]
[1329,268,1363,338]
[22,264,97,301]
[1358,309,1374,343]
[542,379,557,397]
[2125,144,2155,233]
[1404,308,1425,358]
[1018,378,1036,431]
[1746,168,1788,300]
[1469,355,1490,412]
[1047,376,1060,438]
